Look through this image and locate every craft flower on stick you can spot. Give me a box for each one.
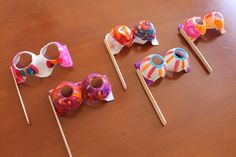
[132,20,159,45]
[178,11,225,73]
[135,48,191,126]
[10,42,73,125]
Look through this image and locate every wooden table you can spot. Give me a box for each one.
[1,0,236,156]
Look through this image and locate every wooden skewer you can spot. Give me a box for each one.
[48,95,73,157]
[104,38,127,90]
[136,69,167,126]
[10,66,31,125]
[179,28,212,73]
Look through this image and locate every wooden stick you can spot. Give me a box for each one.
[179,28,212,73]
[104,38,127,90]
[48,95,73,157]
[10,66,31,125]
[136,69,167,126]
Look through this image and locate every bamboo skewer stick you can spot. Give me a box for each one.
[104,38,127,90]
[48,95,73,157]
[136,69,167,126]
[10,66,31,125]
[179,28,212,73]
